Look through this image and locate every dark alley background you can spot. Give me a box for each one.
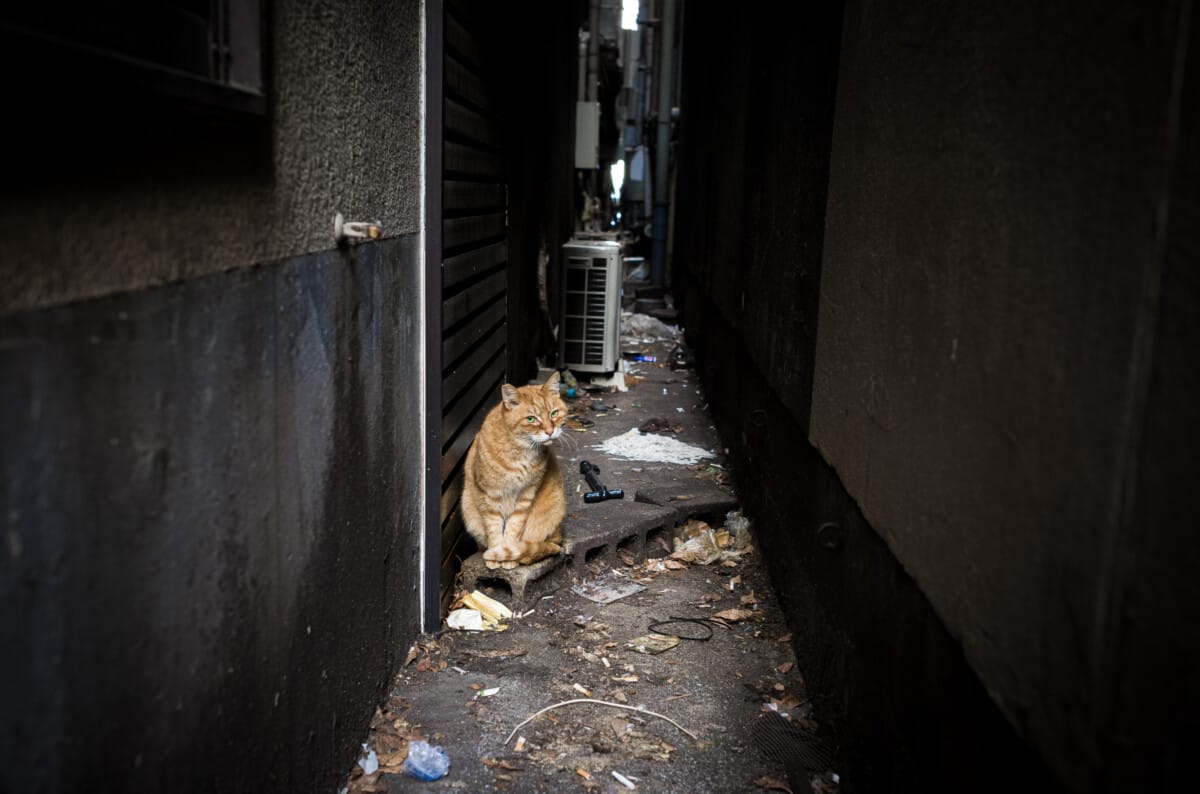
[2,1,1197,792]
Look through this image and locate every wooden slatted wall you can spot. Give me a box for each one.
[438,0,508,609]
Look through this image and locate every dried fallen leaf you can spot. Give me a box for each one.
[663,559,688,570]
[778,633,793,642]
[754,775,793,792]
[404,644,419,667]
[713,608,756,622]
[618,549,637,566]
[740,591,759,605]
[777,661,794,674]
[379,750,408,771]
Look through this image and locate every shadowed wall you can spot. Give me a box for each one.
[675,0,1198,790]
[0,2,426,790]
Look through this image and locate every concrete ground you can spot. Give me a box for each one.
[342,323,840,793]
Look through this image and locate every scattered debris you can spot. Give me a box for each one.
[504,698,699,744]
[754,775,793,792]
[647,617,715,641]
[589,371,629,392]
[628,634,681,654]
[726,509,754,548]
[459,647,528,660]
[612,769,638,789]
[402,740,450,781]
[560,369,582,399]
[568,415,596,431]
[358,745,379,775]
[580,460,625,503]
[447,608,485,631]
[713,608,758,623]
[447,590,513,631]
[573,573,647,604]
[514,736,527,752]
[638,417,682,435]
[668,518,753,566]
[621,312,680,342]
[596,428,714,464]
[668,342,695,369]
[463,590,514,621]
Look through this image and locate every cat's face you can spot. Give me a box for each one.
[500,372,567,446]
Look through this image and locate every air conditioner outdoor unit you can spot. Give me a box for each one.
[559,239,622,373]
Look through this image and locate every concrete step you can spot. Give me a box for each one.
[457,481,739,606]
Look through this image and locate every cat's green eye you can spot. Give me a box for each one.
[525,415,537,423]
[550,409,560,418]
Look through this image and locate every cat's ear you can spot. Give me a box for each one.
[543,371,562,392]
[501,383,521,409]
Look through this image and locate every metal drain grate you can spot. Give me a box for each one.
[753,711,834,787]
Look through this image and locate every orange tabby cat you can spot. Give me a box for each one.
[462,372,567,569]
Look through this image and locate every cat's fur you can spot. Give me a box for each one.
[462,372,567,569]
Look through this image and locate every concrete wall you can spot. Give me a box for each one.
[675,0,1198,790]
[812,1,1198,788]
[0,1,426,790]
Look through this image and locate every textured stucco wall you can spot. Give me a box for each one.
[810,0,1196,788]
[0,0,422,316]
[0,1,427,790]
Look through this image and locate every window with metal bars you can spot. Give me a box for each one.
[0,0,265,116]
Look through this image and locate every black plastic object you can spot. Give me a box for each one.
[579,460,624,503]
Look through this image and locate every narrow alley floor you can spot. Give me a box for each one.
[342,315,841,794]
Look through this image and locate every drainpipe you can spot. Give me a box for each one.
[578,28,589,101]
[588,1,600,102]
[651,0,675,286]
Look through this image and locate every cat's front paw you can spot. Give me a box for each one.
[483,547,513,569]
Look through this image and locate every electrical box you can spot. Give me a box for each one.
[575,101,600,169]
[559,239,622,373]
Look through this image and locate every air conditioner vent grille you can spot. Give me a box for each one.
[559,240,622,373]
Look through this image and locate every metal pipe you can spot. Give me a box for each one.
[588,0,600,101]
[578,29,589,101]
[651,0,675,285]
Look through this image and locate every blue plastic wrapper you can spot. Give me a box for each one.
[402,740,450,781]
